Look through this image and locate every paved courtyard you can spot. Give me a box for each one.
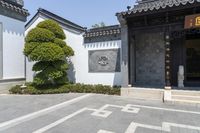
[0,93,200,133]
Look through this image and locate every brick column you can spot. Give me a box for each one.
[117,14,129,87]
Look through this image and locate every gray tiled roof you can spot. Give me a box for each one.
[0,0,29,16]
[84,25,121,38]
[121,0,200,16]
[25,8,85,32]
[4,0,24,7]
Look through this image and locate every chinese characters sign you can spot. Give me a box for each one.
[185,14,200,29]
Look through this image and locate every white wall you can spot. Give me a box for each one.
[0,14,25,79]
[25,16,84,83]
[0,23,2,79]
[66,32,122,86]
[79,40,121,85]
[26,16,122,86]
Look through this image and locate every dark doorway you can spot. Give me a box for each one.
[185,31,200,87]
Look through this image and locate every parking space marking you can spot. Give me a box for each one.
[91,104,140,118]
[121,104,140,113]
[125,122,162,133]
[128,104,200,115]
[33,103,200,133]
[33,104,140,133]
[1,94,200,133]
[0,94,92,131]
[125,122,200,133]
[33,108,95,133]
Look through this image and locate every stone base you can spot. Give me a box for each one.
[164,86,172,90]
[164,90,172,101]
[121,87,200,106]
[121,87,164,101]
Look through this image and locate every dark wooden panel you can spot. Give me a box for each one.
[171,34,185,86]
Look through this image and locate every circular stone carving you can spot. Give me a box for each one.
[98,56,109,66]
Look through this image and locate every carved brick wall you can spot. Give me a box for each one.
[89,49,121,73]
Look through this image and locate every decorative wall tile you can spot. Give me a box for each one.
[89,49,121,73]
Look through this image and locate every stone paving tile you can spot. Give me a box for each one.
[0,94,199,133]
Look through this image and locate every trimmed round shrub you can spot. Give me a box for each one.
[54,38,74,56]
[63,45,74,56]
[32,61,50,71]
[24,42,40,56]
[33,61,68,72]
[33,72,48,85]
[37,20,66,39]
[24,19,74,86]
[33,68,65,86]
[54,38,66,48]
[29,43,64,61]
[25,28,55,43]
[52,60,69,70]
[53,74,68,85]
[42,66,64,79]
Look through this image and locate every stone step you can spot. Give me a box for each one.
[170,99,200,106]
[172,95,200,102]
[172,90,200,96]
[121,87,164,101]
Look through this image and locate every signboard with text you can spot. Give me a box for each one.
[185,14,200,29]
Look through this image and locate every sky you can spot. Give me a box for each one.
[23,0,135,28]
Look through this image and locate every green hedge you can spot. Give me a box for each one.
[9,83,121,95]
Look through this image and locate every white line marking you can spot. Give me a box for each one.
[33,104,140,133]
[121,104,140,113]
[33,103,200,133]
[125,122,162,133]
[91,104,119,118]
[33,108,94,133]
[91,110,112,118]
[125,122,200,133]
[91,104,140,118]
[97,130,115,133]
[162,122,200,132]
[0,94,92,131]
[128,104,200,115]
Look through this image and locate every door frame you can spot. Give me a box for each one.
[184,33,200,87]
